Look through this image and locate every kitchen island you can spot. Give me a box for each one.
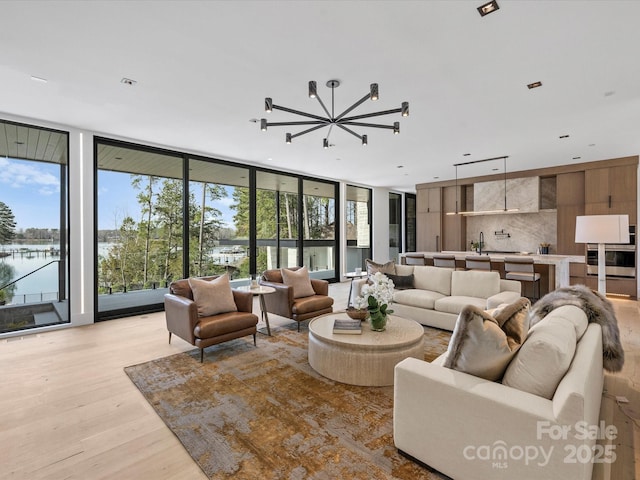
[399,251,585,292]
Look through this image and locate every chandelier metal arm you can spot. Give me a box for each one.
[290,123,330,139]
[334,93,371,121]
[266,120,327,127]
[340,108,403,122]
[313,94,332,119]
[335,123,363,140]
[272,104,328,122]
[341,121,396,130]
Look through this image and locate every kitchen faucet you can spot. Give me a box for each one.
[479,231,484,255]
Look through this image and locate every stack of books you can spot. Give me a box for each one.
[332,318,362,335]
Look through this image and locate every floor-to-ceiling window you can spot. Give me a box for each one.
[0,120,69,333]
[96,139,339,319]
[389,192,402,261]
[303,179,337,280]
[187,158,250,280]
[346,185,372,272]
[255,171,299,273]
[96,140,184,319]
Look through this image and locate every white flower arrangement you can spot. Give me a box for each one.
[353,272,395,313]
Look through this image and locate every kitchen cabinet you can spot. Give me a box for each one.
[585,165,637,218]
[556,172,585,255]
[416,187,441,251]
[442,186,465,251]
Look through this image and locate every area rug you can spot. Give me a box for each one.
[124,323,451,479]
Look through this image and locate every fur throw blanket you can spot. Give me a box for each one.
[529,285,624,372]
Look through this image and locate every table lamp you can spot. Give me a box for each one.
[575,214,630,295]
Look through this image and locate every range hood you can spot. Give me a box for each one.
[471,177,539,215]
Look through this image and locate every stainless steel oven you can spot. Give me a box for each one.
[587,225,636,278]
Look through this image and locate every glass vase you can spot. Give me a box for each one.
[369,311,388,331]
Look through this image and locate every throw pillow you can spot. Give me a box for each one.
[281,266,316,299]
[188,274,238,317]
[387,273,414,290]
[365,258,396,276]
[502,307,588,399]
[443,297,531,381]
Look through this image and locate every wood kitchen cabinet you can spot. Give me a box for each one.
[556,172,585,255]
[416,187,441,251]
[585,165,637,218]
[442,185,465,251]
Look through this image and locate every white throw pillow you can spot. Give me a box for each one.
[443,298,530,381]
[188,274,238,317]
[502,310,587,399]
[281,266,316,299]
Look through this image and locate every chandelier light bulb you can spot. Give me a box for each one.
[393,122,400,134]
[362,135,368,146]
[402,101,409,117]
[286,133,292,144]
[370,83,379,101]
[260,119,267,131]
[308,81,317,99]
[265,97,273,113]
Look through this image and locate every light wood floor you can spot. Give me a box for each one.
[0,283,637,480]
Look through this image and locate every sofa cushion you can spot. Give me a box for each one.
[443,298,531,381]
[395,264,414,276]
[412,266,452,296]
[387,273,414,290]
[502,305,587,399]
[366,258,396,276]
[292,295,334,314]
[188,274,238,317]
[434,296,487,315]
[393,289,446,310]
[282,265,316,298]
[451,270,500,298]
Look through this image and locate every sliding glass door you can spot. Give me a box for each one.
[0,120,69,333]
[96,140,184,319]
[345,185,371,272]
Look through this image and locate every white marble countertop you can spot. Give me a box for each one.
[401,251,585,264]
[399,251,585,288]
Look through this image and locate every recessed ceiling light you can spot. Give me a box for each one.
[433,176,439,179]
[559,134,570,139]
[121,77,137,86]
[477,0,499,17]
[397,165,404,169]
[14,141,24,145]
[527,81,542,89]
[463,153,471,156]
[492,168,499,171]
[114,157,123,160]
[30,75,48,83]
[249,118,258,123]
[572,156,581,160]
[604,91,615,97]
[588,144,596,147]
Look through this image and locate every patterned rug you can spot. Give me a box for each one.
[124,322,452,479]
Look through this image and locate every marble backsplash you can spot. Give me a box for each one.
[466,211,557,254]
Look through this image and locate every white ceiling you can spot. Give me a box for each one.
[1,0,640,192]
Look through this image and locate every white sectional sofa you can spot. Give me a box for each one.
[393,305,605,480]
[353,265,522,331]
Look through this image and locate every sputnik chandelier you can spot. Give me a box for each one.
[260,80,409,148]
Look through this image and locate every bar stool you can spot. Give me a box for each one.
[433,254,456,269]
[465,255,492,271]
[405,253,427,266]
[504,256,540,301]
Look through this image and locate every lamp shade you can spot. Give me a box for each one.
[575,215,630,244]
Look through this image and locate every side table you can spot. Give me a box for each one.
[236,285,276,336]
[344,271,368,307]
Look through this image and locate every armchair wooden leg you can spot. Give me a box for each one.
[168,332,172,344]
[253,333,257,346]
[297,321,300,332]
[200,348,204,363]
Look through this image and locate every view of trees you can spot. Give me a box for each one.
[98,174,336,294]
[0,201,16,245]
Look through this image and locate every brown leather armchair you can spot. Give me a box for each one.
[260,267,334,331]
[164,276,259,362]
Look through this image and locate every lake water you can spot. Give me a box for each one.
[0,243,62,302]
[0,242,250,303]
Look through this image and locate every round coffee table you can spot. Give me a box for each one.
[308,312,425,386]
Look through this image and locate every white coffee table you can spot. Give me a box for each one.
[308,312,425,386]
